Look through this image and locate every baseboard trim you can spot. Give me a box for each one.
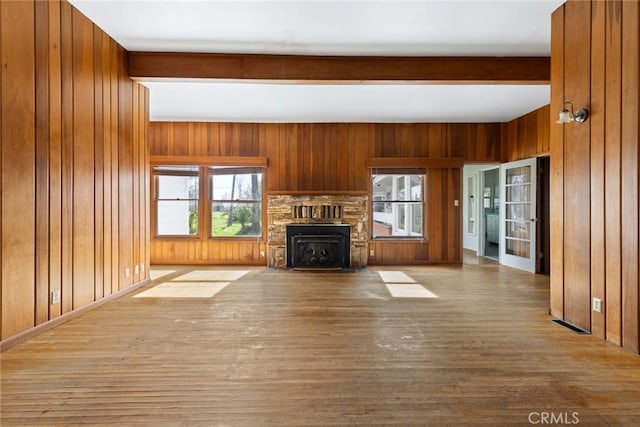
[1,278,151,352]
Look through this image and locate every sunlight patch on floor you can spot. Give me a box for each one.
[174,270,251,281]
[377,271,415,283]
[135,282,230,298]
[385,284,439,298]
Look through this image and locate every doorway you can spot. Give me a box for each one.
[536,156,551,274]
[481,168,500,260]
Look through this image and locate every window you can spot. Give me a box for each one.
[154,166,200,236]
[153,164,264,239]
[210,167,263,237]
[372,173,424,238]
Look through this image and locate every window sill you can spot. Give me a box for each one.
[371,237,427,242]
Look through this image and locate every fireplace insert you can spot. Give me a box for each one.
[286,224,350,270]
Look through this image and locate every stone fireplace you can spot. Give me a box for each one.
[267,195,368,269]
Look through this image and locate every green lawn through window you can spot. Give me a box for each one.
[212,211,244,236]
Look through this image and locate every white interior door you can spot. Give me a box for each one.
[499,158,537,272]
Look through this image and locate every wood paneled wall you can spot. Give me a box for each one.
[149,122,500,265]
[550,0,639,353]
[1,1,149,343]
[501,105,550,162]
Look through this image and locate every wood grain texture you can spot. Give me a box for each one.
[150,121,499,191]
[118,52,133,290]
[1,0,36,339]
[0,0,150,344]
[500,105,550,162]
[48,0,62,320]
[562,0,591,332]
[93,25,104,301]
[72,7,96,308]
[3,262,640,425]
[589,0,606,340]
[620,0,639,352]
[0,0,3,341]
[35,0,51,325]
[549,5,565,320]
[604,0,623,345]
[149,122,482,265]
[551,0,640,351]
[60,0,74,315]
[129,52,550,83]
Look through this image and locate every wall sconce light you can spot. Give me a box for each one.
[556,101,589,124]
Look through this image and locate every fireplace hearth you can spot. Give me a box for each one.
[287,224,350,270]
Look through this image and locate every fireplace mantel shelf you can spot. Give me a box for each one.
[266,190,368,196]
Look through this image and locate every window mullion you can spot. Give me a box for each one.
[200,166,208,240]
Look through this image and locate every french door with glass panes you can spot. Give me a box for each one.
[499,158,537,272]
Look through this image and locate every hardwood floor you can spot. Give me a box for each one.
[2,257,639,425]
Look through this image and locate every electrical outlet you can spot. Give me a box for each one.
[454,199,459,207]
[593,297,602,313]
[51,290,60,305]
[370,249,375,257]
[134,264,139,275]
[260,250,265,258]
[125,267,130,278]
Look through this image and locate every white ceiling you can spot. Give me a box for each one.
[70,0,564,123]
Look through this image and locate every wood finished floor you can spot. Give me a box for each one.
[2,257,640,426]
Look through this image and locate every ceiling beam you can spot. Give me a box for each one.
[128,52,550,84]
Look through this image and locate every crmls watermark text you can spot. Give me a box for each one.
[528,412,580,425]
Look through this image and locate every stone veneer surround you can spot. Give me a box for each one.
[267,195,368,269]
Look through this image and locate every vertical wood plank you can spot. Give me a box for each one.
[48,0,62,319]
[620,0,639,352]
[71,8,95,308]
[110,42,120,293]
[1,0,36,339]
[132,82,141,284]
[549,4,566,320]
[0,0,3,339]
[590,0,606,339]
[35,0,51,325]
[118,47,133,289]
[102,32,112,297]
[93,24,104,301]
[60,0,74,314]
[563,0,591,331]
[605,0,622,344]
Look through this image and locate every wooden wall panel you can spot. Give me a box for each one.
[549,1,565,319]
[151,241,267,265]
[94,25,104,301]
[501,105,550,163]
[35,0,51,324]
[60,0,74,315]
[150,121,500,194]
[620,0,639,352]
[1,0,36,339]
[72,8,96,308]
[0,0,150,346]
[150,122,475,265]
[604,0,623,345]
[551,0,640,352]
[0,0,3,342]
[562,0,591,332]
[590,0,606,339]
[48,0,63,320]
[118,55,134,290]
[110,39,120,297]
